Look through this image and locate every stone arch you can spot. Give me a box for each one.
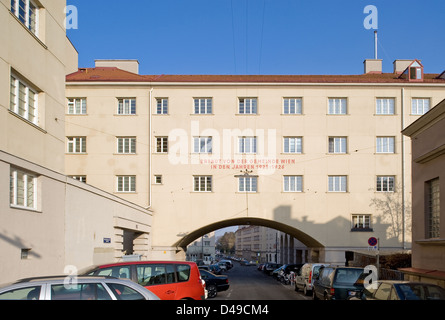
[173,217,324,250]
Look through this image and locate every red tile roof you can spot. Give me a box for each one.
[66,67,445,84]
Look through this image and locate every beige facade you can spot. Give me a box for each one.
[0,1,152,284]
[402,99,445,287]
[66,59,445,264]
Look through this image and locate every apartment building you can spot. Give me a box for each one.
[186,232,216,264]
[0,1,152,283]
[65,58,445,264]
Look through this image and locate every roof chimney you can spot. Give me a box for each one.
[95,59,139,74]
[364,59,382,74]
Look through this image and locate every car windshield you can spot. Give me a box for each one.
[334,269,363,284]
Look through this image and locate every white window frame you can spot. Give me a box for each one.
[283,137,302,154]
[283,98,302,115]
[411,98,430,115]
[351,214,372,230]
[376,137,395,154]
[11,0,39,36]
[117,176,136,193]
[67,137,87,153]
[194,98,212,114]
[117,137,136,154]
[328,137,347,154]
[10,74,38,125]
[283,176,303,192]
[328,175,347,192]
[328,98,347,115]
[193,137,212,154]
[376,98,395,115]
[238,137,257,154]
[376,176,395,192]
[156,137,168,153]
[10,168,37,210]
[67,98,87,115]
[156,98,168,114]
[239,98,258,114]
[238,176,258,193]
[117,98,136,115]
[194,176,212,192]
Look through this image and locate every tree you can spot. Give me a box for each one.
[216,232,236,254]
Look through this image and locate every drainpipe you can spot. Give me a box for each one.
[401,88,406,249]
[148,87,153,209]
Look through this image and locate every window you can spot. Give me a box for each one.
[283,176,303,192]
[239,98,257,114]
[50,283,111,300]
[376,98,395,115]
[238,137,257,154]
[351,214,372,231]
[194,176,212,192]
[283,98,302,114]
[10,168,36,209]
[70,176,87,183]
[67,98,87,115]
[328,137,347,154]
[10,74,38,124]
[117,98,136,115]
[377,176,395,192]
[156,98,168,114]
[117,137,136,154]
[239,176,257,192]
[21,248,31,260]
[194,98,212,114]
[193,137,212,153]
[117,176,136,192]
[156,137,168,153]
[11,0,38,35]
[67,137,86,153]
[328,98,347,115]
[427,178,440,239]
[376,137,395,153]
[283,137,302,154]
[136,264,176,286]
[328,176,347,192]
[0,286,41,300]
[154,175,162,184]
[412,98,430,115]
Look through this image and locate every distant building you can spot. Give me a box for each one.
[402,99,445,287]
[186,232,216,264]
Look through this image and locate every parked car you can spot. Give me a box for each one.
[295,263,329,295]
[351,280,445,300]
[263,263,282,275]
[312,266,365,300]
[0,275,160,300]
[277,264,303,282]
[219,259,233,270]
[199,269,229,298]
[217,262,227,271]
[81,260,206,300]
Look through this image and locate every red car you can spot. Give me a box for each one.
[82,261,206,300]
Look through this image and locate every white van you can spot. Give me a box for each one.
[294,263,329,296]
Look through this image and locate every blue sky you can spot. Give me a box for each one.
[67,0,445,75]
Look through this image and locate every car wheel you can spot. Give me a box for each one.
[207,285,217,299]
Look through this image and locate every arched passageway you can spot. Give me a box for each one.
[173,217,324,250]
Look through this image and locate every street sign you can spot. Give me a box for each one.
[368,237,378,247]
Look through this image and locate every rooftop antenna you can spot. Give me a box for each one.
[374,30,378,59]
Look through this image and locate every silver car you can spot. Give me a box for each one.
[0,275,160,300]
